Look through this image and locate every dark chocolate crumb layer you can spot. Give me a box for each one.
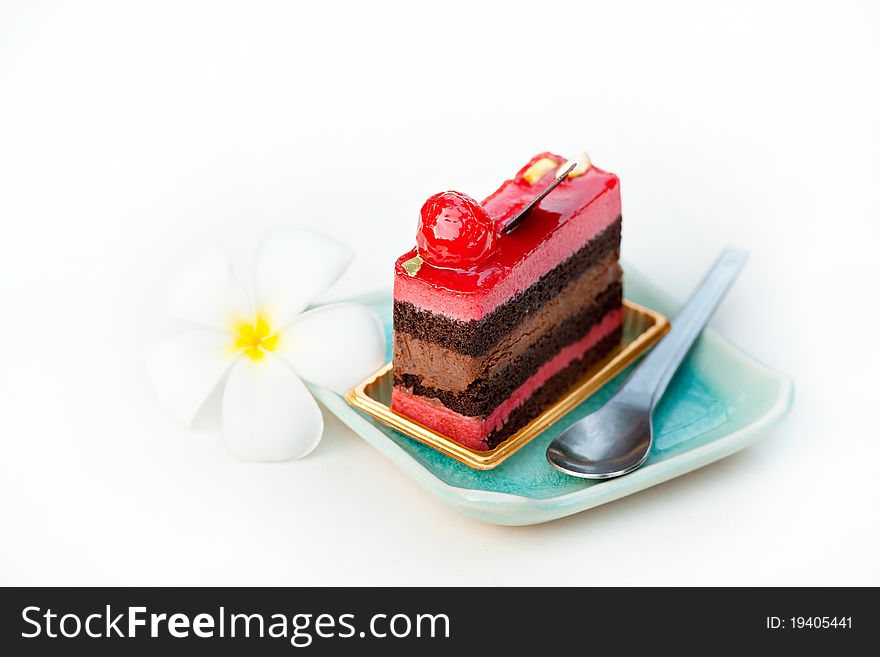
[393,216,622,356]
[483,328,622,449]
[393,281,623,417]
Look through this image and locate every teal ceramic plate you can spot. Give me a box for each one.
[312,266,793,526]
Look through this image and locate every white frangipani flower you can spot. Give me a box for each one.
[147,225,386,461]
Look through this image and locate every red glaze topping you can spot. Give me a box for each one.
[416,191,497,266]
[396,153,620,296]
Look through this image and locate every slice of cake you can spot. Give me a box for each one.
[392,151,623,451]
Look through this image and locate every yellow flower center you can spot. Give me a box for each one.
[233,315,279,361]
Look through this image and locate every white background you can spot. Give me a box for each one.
[1,1,878,586]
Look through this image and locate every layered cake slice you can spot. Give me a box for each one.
[392,151,623,451]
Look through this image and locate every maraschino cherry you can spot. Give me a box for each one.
[416,191,497,267]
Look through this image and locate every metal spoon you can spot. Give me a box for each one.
[546,248,748,479]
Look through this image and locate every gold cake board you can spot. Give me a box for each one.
[345,300,670,470]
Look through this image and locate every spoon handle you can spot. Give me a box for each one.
[618,248,748,408]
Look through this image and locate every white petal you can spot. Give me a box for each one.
[221,354,323,462]
[165,245,250,331]
[276,303,386,394]
[146,330,237,426]
[252,225,353,331]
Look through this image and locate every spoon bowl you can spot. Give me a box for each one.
[547,399,652,478]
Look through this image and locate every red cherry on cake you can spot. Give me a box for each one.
[416,191,497,266]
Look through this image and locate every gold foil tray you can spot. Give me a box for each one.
[345,300,670,471]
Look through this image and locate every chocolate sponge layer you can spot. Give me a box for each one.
[393,281,622,418]
[393,217,622,356]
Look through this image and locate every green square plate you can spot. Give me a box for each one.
[312,265,793,526]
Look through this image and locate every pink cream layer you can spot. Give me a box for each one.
[391,307,624,450]
[393,155,621,322]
